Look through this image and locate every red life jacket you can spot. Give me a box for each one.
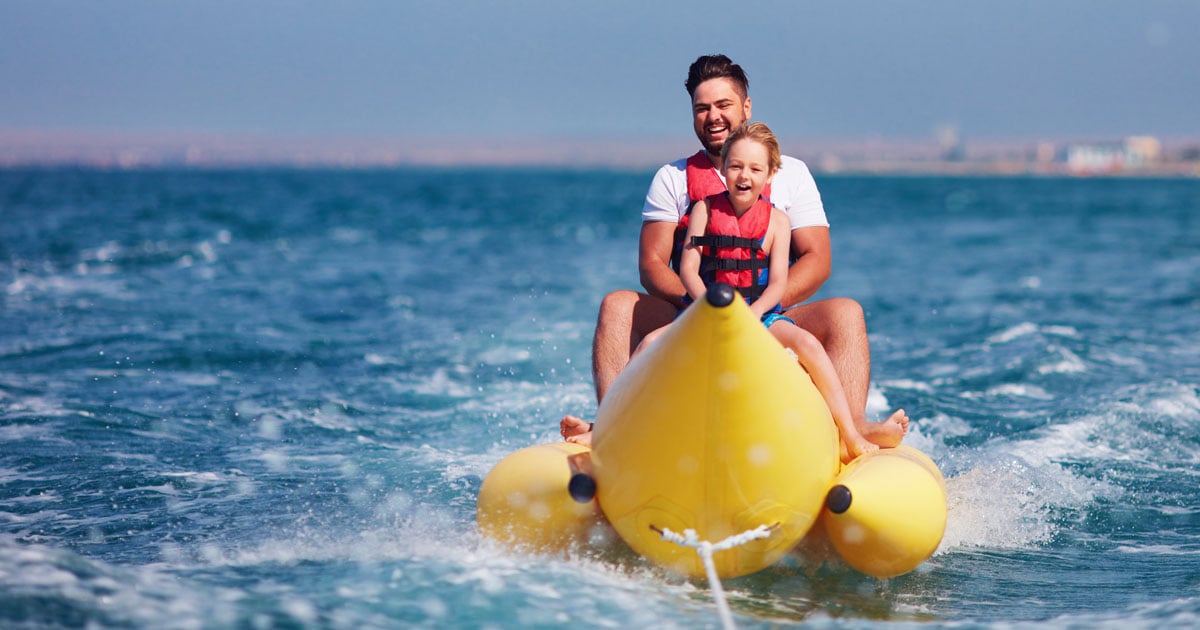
[691,192,773,301]
[685,150,728,205]
[671,150,771,272]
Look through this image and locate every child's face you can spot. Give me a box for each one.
[721,138,774,210]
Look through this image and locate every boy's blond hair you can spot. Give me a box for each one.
[722,122,782,173]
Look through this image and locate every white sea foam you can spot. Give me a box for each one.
[939,458,1083,552]
[1143,382,1200,420]
[412,442,508,481]
[1023,417,1147,466]
[160,470,232,485]
[1021,382,1200,470]
[1038,597,1200,629]
[478,345,533,365]
[399,366,476,398]
[860,382,1088,554]
[0,394,90,428]
[0,536,246,628]
[0,420,60,441]
[864,384,890,420]
[987,322,1040,344]
[6,266,135,301]
[918,412,974,442]
[987,322,1079,344]
[937,417,1119,554]
[1036,345,1088,374]
[961,383,1054,400]
[364,352,403,366]
[305,400,362,432]
[931,377,1196,557]
[176,499,690,628]
[876,379,935,394]
[1113,544,1200,556]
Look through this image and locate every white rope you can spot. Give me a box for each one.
[654,524,776,630]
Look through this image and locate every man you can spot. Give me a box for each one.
[562,54,907,446]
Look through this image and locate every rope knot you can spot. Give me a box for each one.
[650,523,778,630]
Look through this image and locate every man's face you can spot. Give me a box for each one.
[691,78,752,158]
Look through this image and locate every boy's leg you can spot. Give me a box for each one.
[769,323,877,460]
[784,297,870,422]
[786,297,908,446]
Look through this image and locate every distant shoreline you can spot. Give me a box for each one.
[2,130,1198,177]
[2,162,1198,179]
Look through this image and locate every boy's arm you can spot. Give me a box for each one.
[752,209,792,318]
[679,201,710,303]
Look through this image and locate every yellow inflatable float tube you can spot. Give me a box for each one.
[820,444,947,578]
[476,441,606,553]
[477,284,947,580]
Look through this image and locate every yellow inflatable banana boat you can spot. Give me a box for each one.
[477,285,946,579]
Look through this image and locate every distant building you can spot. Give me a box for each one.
[936,124,966,162]
[1066,136,1162,175]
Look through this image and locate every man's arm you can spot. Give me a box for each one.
[783,226,832,308]
[638,221,688,309]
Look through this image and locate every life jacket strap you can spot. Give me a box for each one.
[690,234,761,250]
[736,285,766,301]
[701,257,766,272]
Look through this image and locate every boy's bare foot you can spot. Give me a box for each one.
[842,437,880,463]
[857,409,909,448]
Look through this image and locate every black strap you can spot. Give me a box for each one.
[702,257,765,271]
[697,244,770,305]
[736,284,766,301]
[690,234,760,250]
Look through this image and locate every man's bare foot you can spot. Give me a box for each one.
[566,431,592,447]
[560,415,591,438]
[561,415,593,446]
[857,409,909,448]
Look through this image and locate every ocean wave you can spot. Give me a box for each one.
[939,460,1083,552]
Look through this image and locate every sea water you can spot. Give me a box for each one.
[1,168,1198,628]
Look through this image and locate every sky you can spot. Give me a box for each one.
[1,1,1198,165]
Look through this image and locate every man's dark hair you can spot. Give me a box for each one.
[685,54,750,99]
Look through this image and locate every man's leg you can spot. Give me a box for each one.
[591,289,677,403]
[563,290,677,444]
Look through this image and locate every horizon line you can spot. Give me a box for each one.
[3,129,1199,170]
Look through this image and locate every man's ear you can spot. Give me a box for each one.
[743,97,753,121]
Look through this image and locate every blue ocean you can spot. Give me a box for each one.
[1,168,1198,628]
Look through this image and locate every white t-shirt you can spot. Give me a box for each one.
[641,154,828,229]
